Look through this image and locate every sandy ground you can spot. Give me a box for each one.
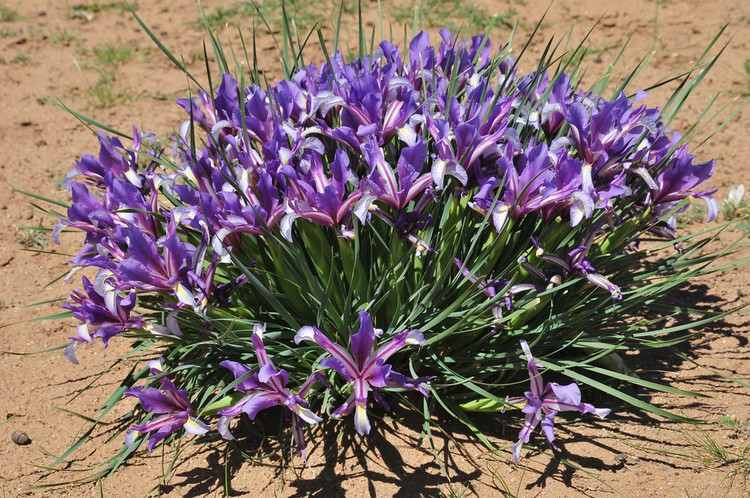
[1,0,750,496]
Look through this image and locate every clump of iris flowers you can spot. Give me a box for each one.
[45,9,748,477]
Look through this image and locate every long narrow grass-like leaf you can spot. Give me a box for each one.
[52,406,113,425]
[12,188,69,208]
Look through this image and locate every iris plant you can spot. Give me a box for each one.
[52,22,728,468]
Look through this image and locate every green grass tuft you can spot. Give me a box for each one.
[87,72,132,108]
[50,28,75,44]
[71,1,134,15]
[92,44,134,70]
[0,2,21,22]
[393,0,516,34]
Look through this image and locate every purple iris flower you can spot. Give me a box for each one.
[566,95,648,173]
[63,131,146,190]
[471,143,593,231]
[408,31,436,79]
[232,85,276,144]
[62,274,142,364]
[212,170,286,237]
[531,237,623,306]
[423,115,469,191]
[217,324,322,458]
[507,340,610,463]
[358,136,432,212]
[381,84,420,143]
[56,173,157,265]
[339,71,384,135]
[177,74,239,141]
[540,73,573,136]
[281,149,363,240]
[294,311,429,435]
[649,145,718,222]
[117,227,203,308]
[123,360,209,452]
[57,182,117,248]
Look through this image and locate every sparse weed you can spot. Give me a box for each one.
[616,422,750,494]
[50,28,75,44]
[255,0,321,30]
[147,92,169,101]
[438,483,471,498]
[71,1,134,15]
[682,425,750,492]
[393,0,515,33]
[92,44,134,70]
[186,48,205,65]
[44,165,66,191]
[75,43,89,57]
[198,1,329,32]
[0,3,21,22]
[717,415,750,433]
[17,223,48,250]
[75,43,136,108]
[198,5,249,29]
[88,72,131,108]
[11,53,31,64]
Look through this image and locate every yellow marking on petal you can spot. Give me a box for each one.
[149,357,164,371]
[355,402,370,433]
[78,323,91,341]
[293,405,322,425]
[279,147,293,166]
[397,125,417,146]
[174,282,197,307]
[414,240,429,258]
[185,168,199,186]
[184,417,208,434]
[468,201,485,215]
[253,322,265,339]
[433,158,446,177]
[124,169,142,187]
[238,169,250,193]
